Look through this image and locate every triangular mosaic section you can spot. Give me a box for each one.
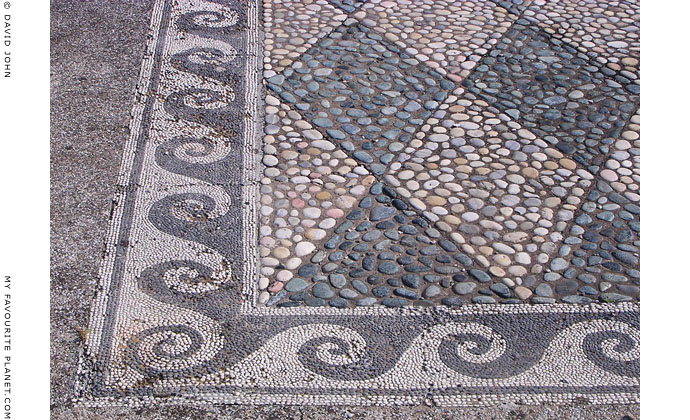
[353,0,522,83]
[262,0,348,74]
[548,178,639,304]
[522,0,640,80]
[271,181,509,308]
[257,94,375,304]
[545,109,640,304]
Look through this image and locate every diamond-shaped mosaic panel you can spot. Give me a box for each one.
[553,177,640,304]
[463,20,638,173]
[382,87,594,293]
[265,21,456,175]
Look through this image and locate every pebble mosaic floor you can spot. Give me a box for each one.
[76,0,640,407]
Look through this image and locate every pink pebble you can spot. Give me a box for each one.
[268,282,284,293]
[292,198,305,208]
[447,73,463,83]
[326,208,344,218]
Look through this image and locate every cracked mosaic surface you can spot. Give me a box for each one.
[77,0,640,407]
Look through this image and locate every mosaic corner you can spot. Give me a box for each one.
[74,0,641,408]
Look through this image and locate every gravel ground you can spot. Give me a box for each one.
[49,0,639,418]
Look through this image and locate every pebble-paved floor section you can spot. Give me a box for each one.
[258,0,640,307]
